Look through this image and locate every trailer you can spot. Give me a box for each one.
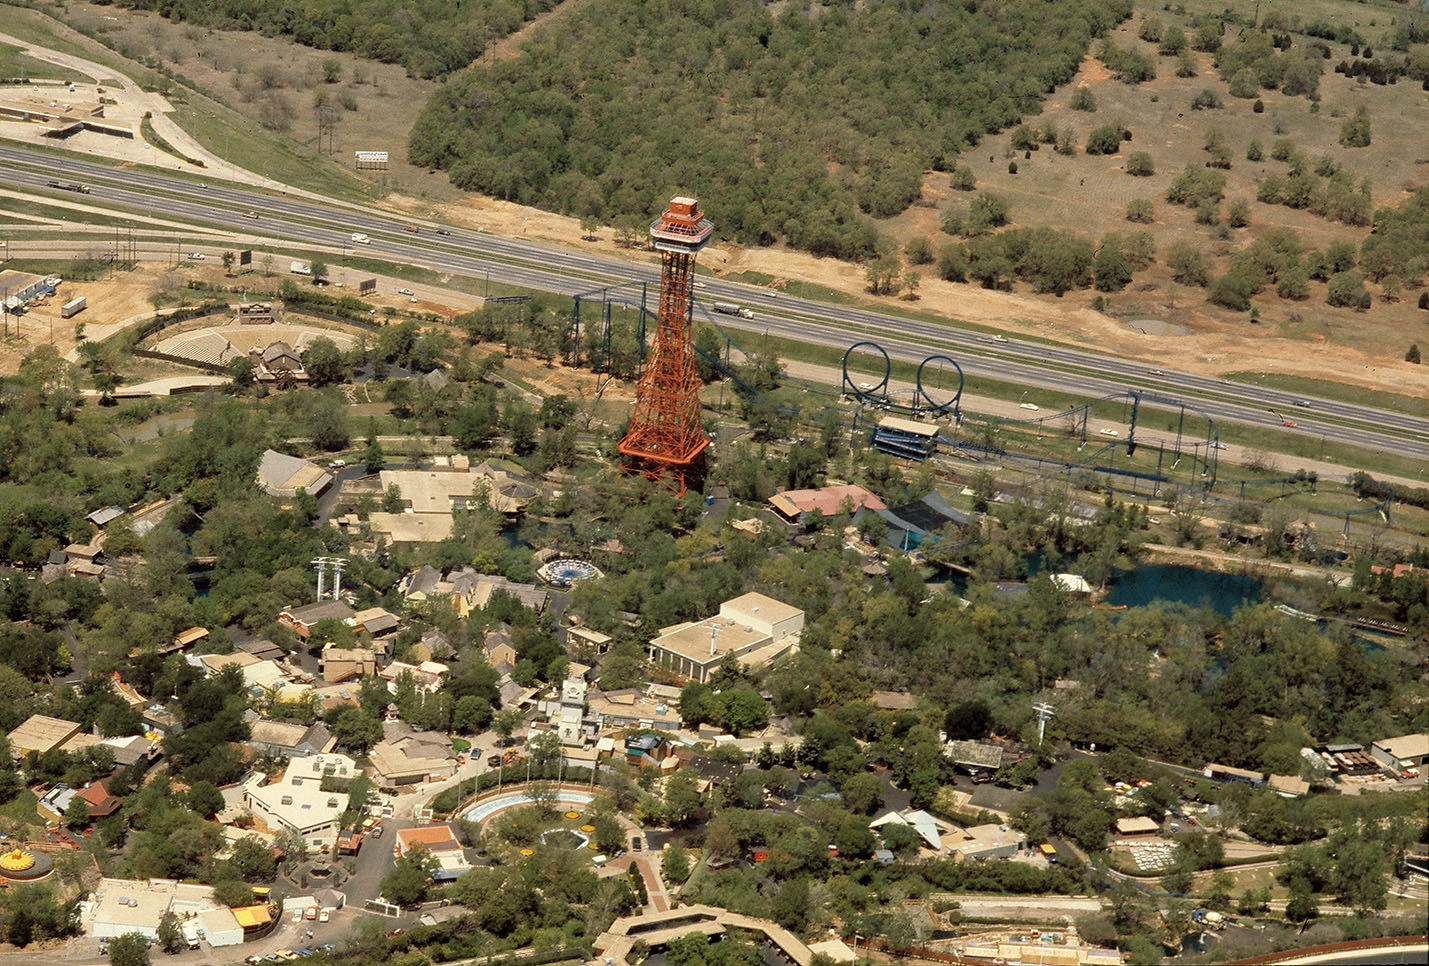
[61,296,87,318]
[711,301,753,319]
[290,260,312,276]
[46,180,90,194]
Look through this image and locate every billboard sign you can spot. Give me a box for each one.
[238,249,252,266]
[358,278,377,295]
[355,150,389,170]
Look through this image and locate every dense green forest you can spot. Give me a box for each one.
[95,0,563,78]
[407,0,1133,258]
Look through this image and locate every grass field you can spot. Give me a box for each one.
[1222,371,1429,419]
[0,40,75,81]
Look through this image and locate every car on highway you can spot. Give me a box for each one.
[993,334,1008,342]
[1148,368,1164,375]
[1293,400,1311,408]
[436,228,450,236]
[351,233,370,244]
[1212,442,1228,450]
[397,288,415,296]
[1019,402,1039,411]
[405,225,419,233]
[1281,419,1297,428]
[1098,428,1119,437]
[187,252,204,260]
[245,210,259,219]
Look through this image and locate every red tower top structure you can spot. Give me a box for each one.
[617,196,714,495]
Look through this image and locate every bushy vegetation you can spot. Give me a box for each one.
[112,0,564,79]
[408,0,1133,258]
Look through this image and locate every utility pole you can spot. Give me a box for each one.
[1032,702,1056,746]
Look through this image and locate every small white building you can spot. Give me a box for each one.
[241,753,358,845]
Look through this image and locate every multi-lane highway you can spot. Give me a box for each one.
[3,143,1426,463]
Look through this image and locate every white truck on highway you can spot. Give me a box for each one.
[290,261,312,276]
[351,232,370,244]
[712,301,753,319]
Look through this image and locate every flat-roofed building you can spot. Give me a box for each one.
[241,753,357,845]
[944,823,1027,861]
[648,593,802,684]
[86,877,242,945]
[8,714,83,759]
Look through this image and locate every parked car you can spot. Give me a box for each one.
[397,288,415,296]
[327,459,346,468]
[319,909,330,923]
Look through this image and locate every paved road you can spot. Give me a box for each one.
[3,144,1427,464]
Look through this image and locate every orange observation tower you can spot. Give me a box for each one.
[617,195,714,495]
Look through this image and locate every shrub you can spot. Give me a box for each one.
[1125,152,1154,176]
[1339,105,1371,147]
[1252,99,1264,113]
[905,236,933,265]
[1408,344,1422,364]
[1126,199,1155,223]
[1175,48,1197,77]
[1008,160,1018,175]
[1246,140,1264,162]
[1138,17,1162,43]
[1227,199,1251,228]
[1166,164,1226,207]
[1191,89,1222,110]
[948,164,976,191]
[1276,265,1310,299]
[1086,125,1123,155]
[1168,243,1210,286]
[1158,30,1187,57]
[1326,270,1369,308]
[1419,291,1428,310]
[1228,68,1259,98]
[1194,199,1220,225]
[1207,272,1257,310]
[1270,138,1296,161]
[1069,86,1097,111]
[1010,125,1039,152]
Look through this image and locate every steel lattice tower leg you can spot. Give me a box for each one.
[618,197,713,495]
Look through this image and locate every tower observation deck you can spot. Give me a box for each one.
[617,196,714,495]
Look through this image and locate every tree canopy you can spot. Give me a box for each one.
[409,0,1132,258]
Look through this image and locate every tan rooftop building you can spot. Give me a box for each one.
[1116,816,1161,836]
[8,714,83,759]
[648,592,803,684]
[1370,733,1428,773]
[319,645,377,682]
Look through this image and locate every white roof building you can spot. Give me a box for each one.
[241,753,357,845]
[86,877,242,946]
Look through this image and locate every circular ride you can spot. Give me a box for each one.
[537,558,603,588]
[0,847,53,881]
